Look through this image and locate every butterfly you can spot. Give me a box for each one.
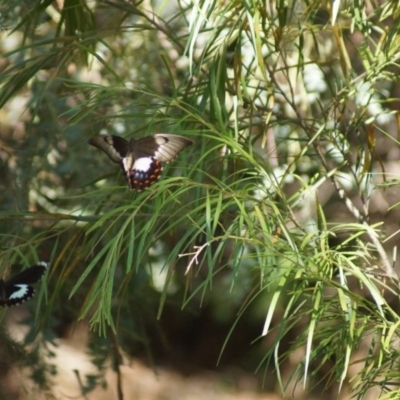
[89,134,194,191]
[0,261,49,307]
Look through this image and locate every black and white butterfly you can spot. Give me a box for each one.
[0,261,49,307]
[89,134,193,191]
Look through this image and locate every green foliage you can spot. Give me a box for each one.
[1,0,400,398]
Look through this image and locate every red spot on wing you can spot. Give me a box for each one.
[127,159,164,191]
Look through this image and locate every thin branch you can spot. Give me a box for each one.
[111,330,124,400]
[266,58,398,282]
[179,243,210,274]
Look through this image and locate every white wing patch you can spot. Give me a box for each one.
[9,284,31,300]
[122,156,135,172]
[37,261,49,269]
[133,157,154,172]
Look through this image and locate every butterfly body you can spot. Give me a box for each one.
[89,134,193,190]
[0,261,49,307]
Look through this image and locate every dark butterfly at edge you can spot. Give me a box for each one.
[89,133,194,191]
[0,261,49,307]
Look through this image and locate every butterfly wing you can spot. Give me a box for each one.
[1,284,35,307]
[89,133,193,190]
[89,135,130,164]
[134,134,194,162]
[6,261,49,285]
[124,134,193,190]
[123,157,163,191]
[0,262,49,307]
